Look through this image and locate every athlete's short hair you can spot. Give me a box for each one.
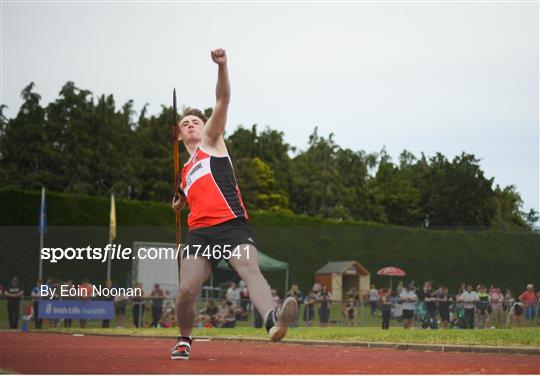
[182,108,208,124]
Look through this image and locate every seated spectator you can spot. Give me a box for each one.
[506,301,524,328]
[221,308,236,328]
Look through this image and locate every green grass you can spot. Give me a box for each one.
[41,326,540,347]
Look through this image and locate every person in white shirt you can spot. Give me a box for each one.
[369,285,379,316]
[458,284,478,329]
[399,284,418,329]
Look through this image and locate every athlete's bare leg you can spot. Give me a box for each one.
[176,256,212,337]
[228,244,274,319]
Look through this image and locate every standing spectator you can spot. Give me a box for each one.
[396,281,404,295]
[504,289,515,311]
[132,283,146,328]
[476,285,490,329]
[31,279,44,329]
[423,284,438,329]
[62,279,73,328]
[114,289,128,328]
[437,287,451,329]
[380,288,392,330]
[149,283,166,328]
[518,284,538,322]
[101,280,115,328]
[226,282,236,304]
[6,277,24,329]
[303,290,317,327]
[368,285,378,316]
[399,284,418,329]
[78,279,93,328]
[343,297,357,326]
[285,284,303,328]
[488,287,505,328]
[318,286,332,327]
[459,284,478,329]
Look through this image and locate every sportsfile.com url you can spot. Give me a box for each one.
[40,244,250,263]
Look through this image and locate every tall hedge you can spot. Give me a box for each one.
[0,188,538,296]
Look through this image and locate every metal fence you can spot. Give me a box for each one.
[1,296,538,330]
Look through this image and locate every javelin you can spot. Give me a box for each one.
[172,88,181,273]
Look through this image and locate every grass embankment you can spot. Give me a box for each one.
[44,326,540,347]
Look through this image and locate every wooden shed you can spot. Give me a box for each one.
[314,261,370,301]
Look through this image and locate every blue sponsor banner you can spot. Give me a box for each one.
[37,300,114,320]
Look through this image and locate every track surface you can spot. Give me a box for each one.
[1,332,539,374]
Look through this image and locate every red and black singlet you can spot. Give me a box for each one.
[178,146,248,230]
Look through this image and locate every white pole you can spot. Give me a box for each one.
[38,187,45,280]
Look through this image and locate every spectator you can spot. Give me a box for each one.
[318,286,332,327]
[396,281,404,295]
[380,288,392,330]
[197,300,219,327]
[368,285,378,316]
[437,287,451,329]
[459,284,478,329]
[423,283,438,329]
[518,284,538,322]
[226,282,236,303]
[303,290,317,327]
[114,289,128,328]
[78,278,93,328]
[221,307,236,328]
[506,301,524,328]
[63,279,73,328]
[399,284,417,329]
[285,284,303,328]
[312,282,322,293]
[101,280,114,328]
[239,280,250,311]
[504,289,515,311]
[132,283,145,328]
[6,277,24,329]
[150,283,166,328]
[488,287,504,328]
[476,285,490,329]
[31,278,44,329]
[343,297,357,326]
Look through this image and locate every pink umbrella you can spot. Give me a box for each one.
[377,266,406,290]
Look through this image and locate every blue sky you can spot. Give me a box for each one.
[1,1,538,216]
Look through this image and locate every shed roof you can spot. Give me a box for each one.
[315,261,369,275]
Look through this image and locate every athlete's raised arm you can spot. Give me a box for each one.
[202,48,230,154]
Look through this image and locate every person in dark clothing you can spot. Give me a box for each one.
[318,286,332,327]
[380,288,393,330]
[31,279,44,329]
[150,283,166,328]
[101,280,115,328]
[437,287,451,329]
[6,277,24,329]
[303,291,317,327]
[423,287,438,329]
[132,283,146,328]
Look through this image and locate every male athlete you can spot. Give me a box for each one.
[170,48,298,360]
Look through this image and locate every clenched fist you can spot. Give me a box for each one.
[211,48,227,66]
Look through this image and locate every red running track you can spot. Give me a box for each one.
[0,332,539,374]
